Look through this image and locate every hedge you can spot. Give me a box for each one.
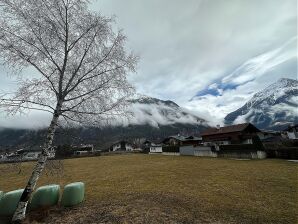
[162,146,180,153]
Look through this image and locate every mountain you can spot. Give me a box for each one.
[0,96,208,150]
[125,96,206,127]
[224,78,298,130]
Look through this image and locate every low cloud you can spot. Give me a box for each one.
[187,38,297,126]
[111,99,206,128]
[0,0,296,128]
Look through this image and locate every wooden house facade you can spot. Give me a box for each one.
[201,123,260,145]
[201,123,266,159]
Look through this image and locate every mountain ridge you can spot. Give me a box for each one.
[224,78,298,130]
[0,96,208,149]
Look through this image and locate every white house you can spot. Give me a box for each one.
[110,140,134,152]
[149,143,162,153]
[23,151,41,160]
[283,125,298,140]
[142,140,163,153]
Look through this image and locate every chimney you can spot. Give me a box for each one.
[216,124,220,130]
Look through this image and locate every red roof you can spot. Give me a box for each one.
[201,123,259,136]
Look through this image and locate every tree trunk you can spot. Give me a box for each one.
[12,107,61,223]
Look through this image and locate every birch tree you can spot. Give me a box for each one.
[0,0,138,222]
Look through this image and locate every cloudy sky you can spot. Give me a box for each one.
[0,0,297,128]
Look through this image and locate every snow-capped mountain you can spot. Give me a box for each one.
[125,96,207,127]
[224,78,298,130]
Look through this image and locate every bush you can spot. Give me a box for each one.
[219,144,258,152]
[55,144,74,158]
[266,147,298,159]
[263,139,298,159]
[162,146,180,153]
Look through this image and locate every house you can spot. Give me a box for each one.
[74,150,90,156]
[257,130,281,141]
[143,140,163,153]
[201,123,265,159]
[0,154,5,161]
[73,144,94,152]
[283,124,298,140]
[72,144,94,156]
[23,151,41,160]
[110,140,134,152]
[201,123,261,147]
[162,135,202,146]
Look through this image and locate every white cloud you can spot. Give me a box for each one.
[187,37,297,126]
[222,36,297,85]
[93,0,297,103]
[0,111,52,129]
[110,99,206,128]
[0,0,296,128]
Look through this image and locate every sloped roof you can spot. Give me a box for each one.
[283,124,298,132]
[166,135,202,142]
[143,139,163,144]
[201,123,259,136]
[110,140,133,146]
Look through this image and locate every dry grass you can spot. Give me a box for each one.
[0,154,297,223]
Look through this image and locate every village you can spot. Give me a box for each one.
[1,122,297,163]
[0,0,297,222]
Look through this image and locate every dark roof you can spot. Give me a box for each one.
[283,124,298,132]
[260,130,280,135]
[261,136,283,142]
[164,135,202,142]
[201,123,260,136]
[110,140,133,146]
[143,139,163,144]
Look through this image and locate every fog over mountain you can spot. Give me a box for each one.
[0,0,296,128]
[0,96,208,148]
[124,96,206,127]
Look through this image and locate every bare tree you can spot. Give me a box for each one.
[0,0,138,222]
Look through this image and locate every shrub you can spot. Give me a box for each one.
[162,146,180,153]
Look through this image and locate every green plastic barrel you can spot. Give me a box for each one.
[61,182,85,207]
[0,189,23,216]
[29,184,60,210]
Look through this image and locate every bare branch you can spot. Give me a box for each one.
[0,98,55,111]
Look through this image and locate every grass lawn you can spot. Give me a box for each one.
[0,154,297,223]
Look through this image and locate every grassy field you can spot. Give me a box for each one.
[0,154,297,223]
